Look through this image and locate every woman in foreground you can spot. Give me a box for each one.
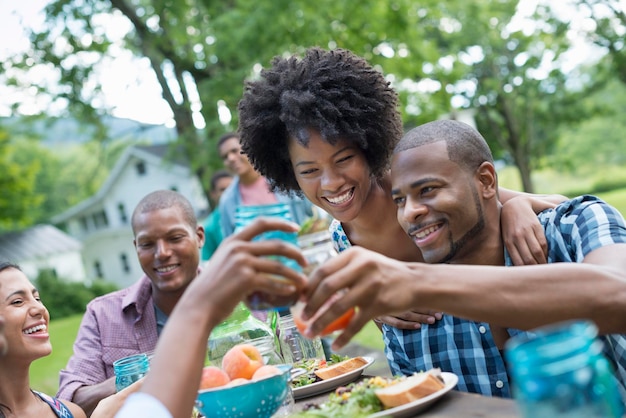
[0,261,86,418]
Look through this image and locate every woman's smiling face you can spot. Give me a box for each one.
[0,266,51,360]
[288,130,373,223]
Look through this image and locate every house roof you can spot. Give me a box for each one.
[51,144,190,224]
[0,224,82,262]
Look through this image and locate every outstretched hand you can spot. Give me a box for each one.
[300,246,429,349]
[197,217,309,323]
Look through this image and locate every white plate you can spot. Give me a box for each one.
[292,356,375,400]
[369,372,459,418]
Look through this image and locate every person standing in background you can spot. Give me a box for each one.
[57,190,205,416]
[201,169,233,261]
[216,132,312,238]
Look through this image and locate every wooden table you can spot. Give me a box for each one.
[293,376,521,417]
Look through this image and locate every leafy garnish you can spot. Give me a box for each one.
[290,355,351,388]
[292,376,399,417]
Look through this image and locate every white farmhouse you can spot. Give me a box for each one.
[0,224,86,282]
[52,144,209,288]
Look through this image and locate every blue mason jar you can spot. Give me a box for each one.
[505,320,623,418]
[113,353,150,392]
[234,203,302,310]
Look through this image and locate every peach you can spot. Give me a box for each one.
[221,344,263,380]
[252,365,281,380]
[199,366,231,390]
[226,377,250,387]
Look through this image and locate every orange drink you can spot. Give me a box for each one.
[290,298,355,337]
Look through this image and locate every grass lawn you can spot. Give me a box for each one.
[31,314,82,395]
[597,188,626,216]
[352,320,385,351]
[29,187,626,394]
[32,314,385,394]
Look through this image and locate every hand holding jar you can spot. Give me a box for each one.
[235,203,305,310]
[291,230,355,337]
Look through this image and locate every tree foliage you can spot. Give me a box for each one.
[0,120,129,227]
[0,126,42,231]
[458,3,595,192]
[3,0,613,196]
[36,270,118,319]
[576,0,626,85]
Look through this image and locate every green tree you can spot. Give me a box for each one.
[576,0,626,85]
[6,0,602,195]
[0,127,43,231]
[0,116,135,226]
[551,78,626,177]
[36,270,118,319]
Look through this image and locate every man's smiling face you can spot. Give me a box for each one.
[391,141,486,264]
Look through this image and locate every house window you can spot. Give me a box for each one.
[80,216,89,232]
[93,210,109,228]
[136,161,146,176]
[120,253,131,273]
[118,203,127,224]
[94,261,103,279]
[170,186,178,192]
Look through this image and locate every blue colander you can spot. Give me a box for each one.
[196,364,291,418]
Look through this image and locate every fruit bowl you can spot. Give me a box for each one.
[195,364,291,418]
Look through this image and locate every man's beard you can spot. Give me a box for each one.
[439,185,485,264]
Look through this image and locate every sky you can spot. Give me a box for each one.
[0,1,620,127]
[0,0,175,126]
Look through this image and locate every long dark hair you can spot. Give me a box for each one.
[0,261,21,417]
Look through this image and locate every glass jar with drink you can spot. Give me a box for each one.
[234,203,303,311]
[291,229,355,337]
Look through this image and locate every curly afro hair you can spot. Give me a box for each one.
[238,47,402,194]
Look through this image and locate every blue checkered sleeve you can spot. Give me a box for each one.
[538,195,626,398]
[382,316,515,397]
[538,195,626,262]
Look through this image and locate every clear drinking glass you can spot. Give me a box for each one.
[278,311,325,364]
[505,320,623,418]
[113,353,150,392]
[234,203,302,310]
[291,230,355,336]
[207,302,279,367]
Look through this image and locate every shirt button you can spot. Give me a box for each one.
[478,326,486,334]
[495,380,504,388]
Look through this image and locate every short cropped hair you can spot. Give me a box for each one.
[217,132,239,150]
[238,47,403,194]
[395,120,494,173]
[209,169,233,192]
[131,190,197,234]
[0,262,20,274]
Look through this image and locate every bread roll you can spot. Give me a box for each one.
[374,370,445,408]
[314,356,368,380]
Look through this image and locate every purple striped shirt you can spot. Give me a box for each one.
[57,275,159,400]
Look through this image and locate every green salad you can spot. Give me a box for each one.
[291,354,350,388]
[291,376,401,417]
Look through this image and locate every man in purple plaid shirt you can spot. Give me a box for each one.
[57,190,205,416]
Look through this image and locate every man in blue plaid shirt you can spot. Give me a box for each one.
[300,119,626,399]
